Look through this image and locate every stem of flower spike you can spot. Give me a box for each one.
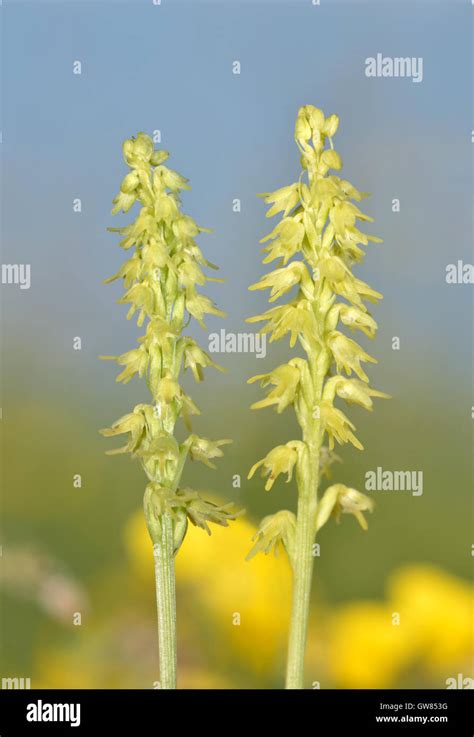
[153,512,177,689]
[285,435,320,689]
[285,298,327,688]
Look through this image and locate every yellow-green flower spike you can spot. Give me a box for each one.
[101,132,239,689]
[247,105,390,689]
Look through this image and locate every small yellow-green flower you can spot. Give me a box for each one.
[187,435,232,469]
[248,442,304,491]
[250,262,314,302]
[316,484,374,531]
[324,376,390,411]
[248,362,303,413]
[247,510,296,560]
[100,404,150,455]
[182,339,224,382]
[261,218,305,265]
[247,299,317,348]
[319,401,363,451]
[337,304,378,338]
[327,331,377,382]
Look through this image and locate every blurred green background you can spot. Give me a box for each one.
[1,0,472,689]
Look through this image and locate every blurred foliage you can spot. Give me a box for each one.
[6,511,472,690]
[1,381,472,688]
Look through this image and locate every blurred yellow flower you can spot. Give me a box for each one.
[387,565,474,676]
[326,565,474,689]
[327,602,414,688]
[125,506,292,676]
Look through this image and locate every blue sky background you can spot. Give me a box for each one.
[2,0,471,361]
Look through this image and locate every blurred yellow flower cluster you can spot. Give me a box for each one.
[126,507,292,678]
[127,507,473,688]
[32,506,472,690]
[326,565,474,688]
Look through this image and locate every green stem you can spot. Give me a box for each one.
[285,443,320,689]
[153,513,177,689]
[285,311,326,688]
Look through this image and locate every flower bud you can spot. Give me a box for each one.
[120,171,140,194]
[172,511,188,554]
[150,150,169,166]
[133,132,153,161]
[159,166,190,192]
[323,114,339,137]
[157,376,180,404]
[307,106,325,131]
[171,293,185,331]
[173,215,199,240]
[321,149,342,171]
[122,139,135,164]
[143,483,166,543]
[320,255,347,282]
[295,113,312,143]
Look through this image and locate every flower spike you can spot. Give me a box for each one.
[246,105,389,689]
[102,133,239,689]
